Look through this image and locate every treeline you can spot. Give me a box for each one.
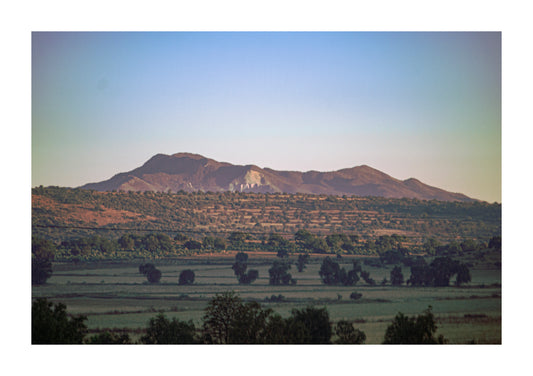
[33,234,500,286]
[32,186,501,245]
[40,229,500,262]
[32,293,446,344]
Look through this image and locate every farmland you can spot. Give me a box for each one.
[32,187,501,344]
[33,252,501,344]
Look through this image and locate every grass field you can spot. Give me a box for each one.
[32,254,501,344]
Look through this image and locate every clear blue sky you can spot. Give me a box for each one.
[32,32,501,202]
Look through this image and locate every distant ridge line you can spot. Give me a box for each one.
[80,152,477,202]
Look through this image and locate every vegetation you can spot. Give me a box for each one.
[349,292,363,300]
[319,257,360,286]
[140,313,197,344]
[31,187,500,344]
[269,260,295,285]
[334,320,366,344]
[86,331,132,344]
[296,253,310,272]
[32,298,87,344]
[288,306,332,344]
[202,291,273,344]
[178,269,195,285]
[231,252,259,284]
[407,257,471,287]
[32,187,501,256]
[139,263,162,283]
[390,266,404,286]
[32,238,55,285]
[383,306,447,344]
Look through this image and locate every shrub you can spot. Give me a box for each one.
[350,292,363,300]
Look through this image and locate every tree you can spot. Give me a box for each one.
[203,236,215,249]
[228,232,249,248]
[32,257,53,285]
[319,257,359,286]
[383,306,447,344]
[360,270,376,286]
[239,269,259,284]
[179,269,195,285]
[139,263,162,283]
[141,313,197,344]
[139,263,156,275]
[423,237,442,256]
[146,268,162,283]
[334,321,366,344]
[213,237,227,250]
[454,262,471,286]
[32,237,55,285]
[296,253,310,272]
[288,306,332,344]
[232,252,249,276]
[390,266,404,286]
[202,291,273,344]
[269,260,295,285]
[184,240,202,250]
[488,236,501,251]
[232,252,258,284]
[118,234,135,250]
[430,257,460,287]
[319,257,343,285]
[407,259,431,286]
[32,298,87,344]
[268,233,291,257]
[32,237,56,259]
[86,331,131,344]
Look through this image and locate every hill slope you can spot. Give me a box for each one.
[80,152,475,202]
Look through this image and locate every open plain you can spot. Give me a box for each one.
[32,252,501,344]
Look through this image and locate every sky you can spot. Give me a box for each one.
[32,32,501,202]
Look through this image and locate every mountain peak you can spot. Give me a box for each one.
[79,153,476,201]
[170,152,208,159]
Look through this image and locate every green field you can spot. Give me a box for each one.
[32,254,501,344]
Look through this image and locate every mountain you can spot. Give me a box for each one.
[79,152,475,202]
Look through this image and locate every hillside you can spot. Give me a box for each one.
[32,187,500,246]
[80,153,476,202]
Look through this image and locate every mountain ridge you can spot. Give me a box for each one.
[79,153,476,202]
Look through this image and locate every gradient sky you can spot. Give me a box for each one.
[32,32,501,202]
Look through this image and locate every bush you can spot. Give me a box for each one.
[350,292,363,300]
[265,294,285,302]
